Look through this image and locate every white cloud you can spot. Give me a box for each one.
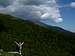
[0,0,63,23]
[41,13,49,19]
[70,2,75,8]
[54,18,63,23]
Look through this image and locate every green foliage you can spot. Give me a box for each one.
[0,52,20,56]
[0,14,75,56]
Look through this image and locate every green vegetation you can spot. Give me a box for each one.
[0,52,19,56]
[0,14,75,56]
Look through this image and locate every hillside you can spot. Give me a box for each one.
[0,14,75,56]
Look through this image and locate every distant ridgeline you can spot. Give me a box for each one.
[0,14,75,56]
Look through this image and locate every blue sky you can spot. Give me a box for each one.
[42,0,75,32]
[0,0,75,32]
[60,0,75,32]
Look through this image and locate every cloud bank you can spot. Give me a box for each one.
[0,0,63,23]
[70,2,75,8]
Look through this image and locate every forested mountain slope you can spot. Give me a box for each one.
[0,14,75,56]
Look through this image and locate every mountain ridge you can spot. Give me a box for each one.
[0,13,74,33]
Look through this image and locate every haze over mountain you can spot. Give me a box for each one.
[0,14,75,56]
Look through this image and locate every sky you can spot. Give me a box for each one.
[0,0,75,32]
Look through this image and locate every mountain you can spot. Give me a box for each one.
[0,14,75,56]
